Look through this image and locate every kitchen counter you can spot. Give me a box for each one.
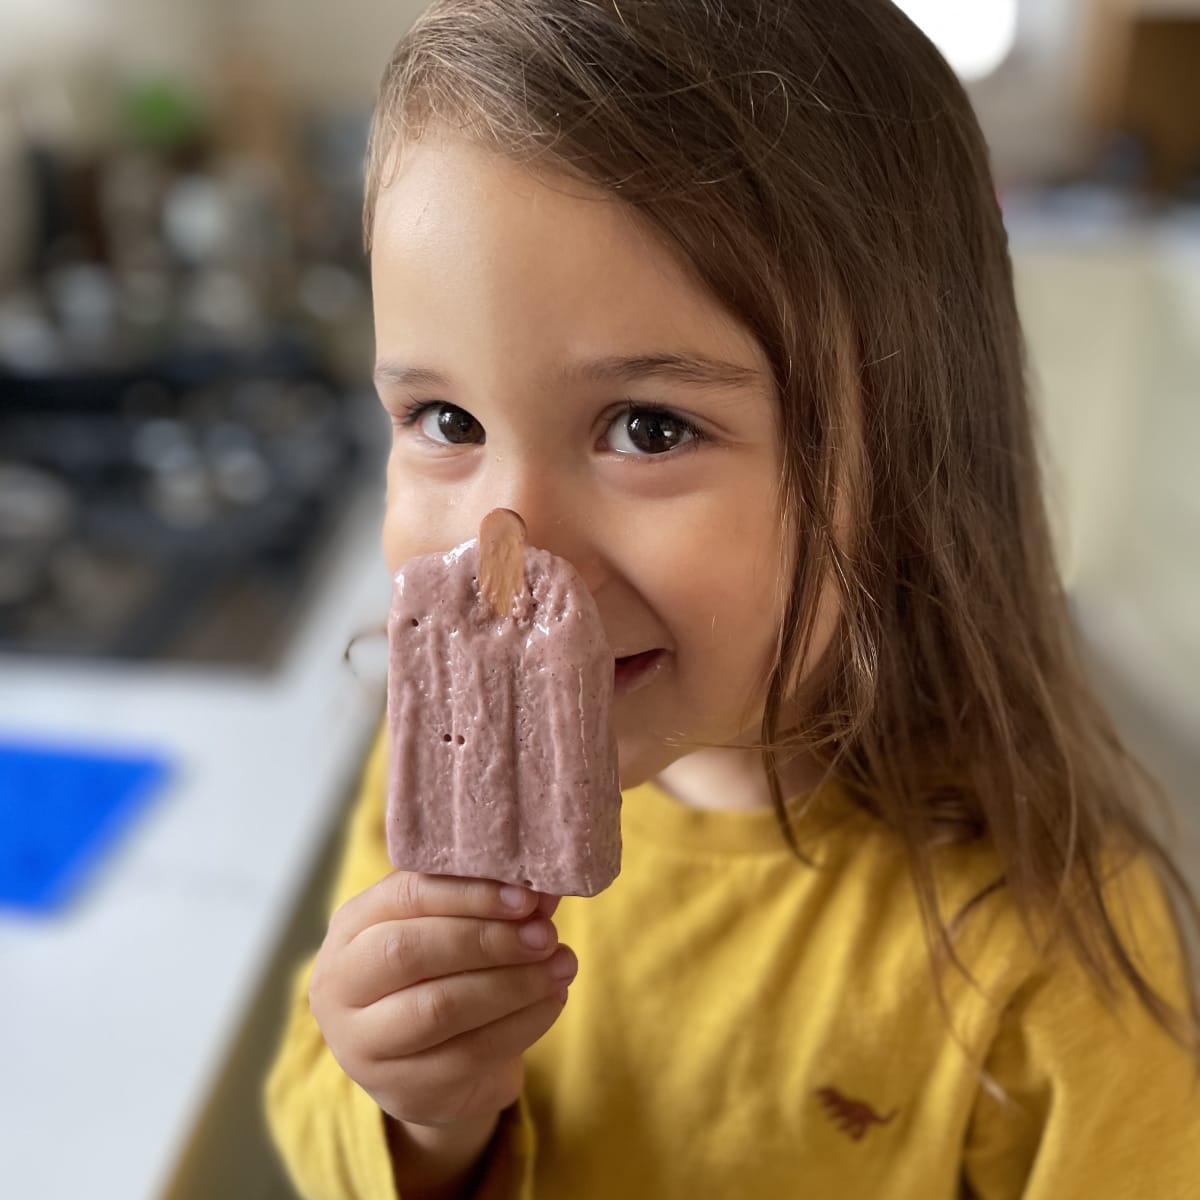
[0,486,391,1200]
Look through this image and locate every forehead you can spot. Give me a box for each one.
[369,132,771,383]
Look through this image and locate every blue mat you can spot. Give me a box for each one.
[0,736,171,915]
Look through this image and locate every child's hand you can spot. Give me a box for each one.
[308,871,576,1128]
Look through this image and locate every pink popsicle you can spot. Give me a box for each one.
[384,510,622,896]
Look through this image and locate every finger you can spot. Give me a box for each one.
[329,872,538,945]
[436,988,570,1070]
[357,946,578,1059]
[534,892,562,918]
[379,993,568,1123]
[343,914,560,1006]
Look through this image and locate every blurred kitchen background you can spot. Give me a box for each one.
[0,1,1197,1197]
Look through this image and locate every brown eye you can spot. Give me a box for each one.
[419,404,484,445]
[605,406,702,456]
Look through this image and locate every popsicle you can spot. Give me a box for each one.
[384,509,622,896]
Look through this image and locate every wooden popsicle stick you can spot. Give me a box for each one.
[478,508,528,616]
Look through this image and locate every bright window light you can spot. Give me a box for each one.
[893,0,1018,82]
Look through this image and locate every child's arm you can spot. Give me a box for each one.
[308,869,569,1195]
[960,855,1199,1197]
[264,728,558,1199]
[383,1110,501,1199]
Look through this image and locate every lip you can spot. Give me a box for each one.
[613,649,667,697]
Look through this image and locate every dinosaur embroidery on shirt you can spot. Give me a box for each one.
[814,1086,898,1141]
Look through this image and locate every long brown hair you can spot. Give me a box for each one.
[362,0,1200,1065]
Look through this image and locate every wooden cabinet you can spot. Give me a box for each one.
[1082,0,1200,192]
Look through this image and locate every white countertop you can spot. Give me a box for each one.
[0,487,391,1200]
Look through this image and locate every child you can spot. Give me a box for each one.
[265,1,1200,1196]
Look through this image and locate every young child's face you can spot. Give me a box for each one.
[372,130,792,787]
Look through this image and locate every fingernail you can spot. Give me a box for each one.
[549,947,578,980]
[500,885,528,910]
[518,919,551,950]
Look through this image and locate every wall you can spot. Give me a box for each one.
[216,0,426,108]
[0,0,217,85]
[967,0,1114,184]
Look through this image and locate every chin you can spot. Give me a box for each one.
[615,736,687,792]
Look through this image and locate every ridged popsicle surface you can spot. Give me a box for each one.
[385,540,621,896]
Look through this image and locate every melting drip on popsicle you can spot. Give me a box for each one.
[382,507,623,896]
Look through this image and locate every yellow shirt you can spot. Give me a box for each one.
[265,729,1200,1198]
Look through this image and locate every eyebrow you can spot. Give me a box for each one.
[372,352,764,394]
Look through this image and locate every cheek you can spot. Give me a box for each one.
[660,507,790,703]
[381,443,486,572]
[381,468,450,573]
[682,565,784,676]
[381,467,415,572]
[781,574,842,698]
[381,505,408,575]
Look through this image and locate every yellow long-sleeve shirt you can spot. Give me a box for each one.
[265,728,1200,1198]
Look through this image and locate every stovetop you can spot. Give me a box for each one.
[0,337,371,667]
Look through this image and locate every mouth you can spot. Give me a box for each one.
[613,649,667,697]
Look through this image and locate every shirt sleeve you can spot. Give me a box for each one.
[960,853,1200,1199]
[263,724,538,1200]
